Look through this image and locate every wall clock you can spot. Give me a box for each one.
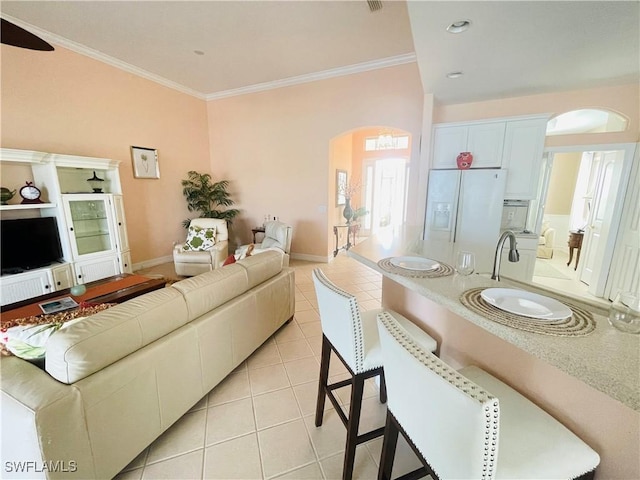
[19,181,43,204]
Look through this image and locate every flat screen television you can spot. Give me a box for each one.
[1,217,64,273]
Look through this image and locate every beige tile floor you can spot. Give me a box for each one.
[120,254,424,480]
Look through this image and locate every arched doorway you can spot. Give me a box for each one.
[329,127,412,248]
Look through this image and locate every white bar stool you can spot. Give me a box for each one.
[312,268,438,480]
[376,311,600,480]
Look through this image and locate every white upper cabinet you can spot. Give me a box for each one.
[432,121,505,169]
[502,117,548,199]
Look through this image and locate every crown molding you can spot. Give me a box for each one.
[4,14,416,102]
[2,14,206,100]
[205,53,417,101]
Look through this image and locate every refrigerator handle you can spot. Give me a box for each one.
[453,172,463,243]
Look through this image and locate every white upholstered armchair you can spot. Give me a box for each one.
[537,222,555,259]
[173,218,229,276]
[236,221,292,264]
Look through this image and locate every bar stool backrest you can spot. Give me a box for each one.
[312,268,365,374]
[377,311,500,480]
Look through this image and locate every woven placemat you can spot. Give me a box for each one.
[377,257,455,278]
[460,288,596,337]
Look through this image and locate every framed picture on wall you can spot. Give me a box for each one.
[131,146,160,179]
[336,169,347,205]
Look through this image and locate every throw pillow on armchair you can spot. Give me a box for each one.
[183,226,216,251]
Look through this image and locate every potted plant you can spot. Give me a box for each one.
[181,171,240,228]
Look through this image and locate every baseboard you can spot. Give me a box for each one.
[132,255,173,271]
[290,252,330,263]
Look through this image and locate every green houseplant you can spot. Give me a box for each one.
[181,171,240,228]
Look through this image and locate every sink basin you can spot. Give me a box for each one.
[481,288,572,321]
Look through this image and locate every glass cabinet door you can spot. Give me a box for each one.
[62,195,116,259]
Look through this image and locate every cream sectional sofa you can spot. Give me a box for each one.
[1,250,294,479]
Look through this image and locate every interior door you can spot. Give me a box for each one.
[580,151,624,294]
[606,148,640,300]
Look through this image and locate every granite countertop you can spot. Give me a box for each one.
[348,227,640,412]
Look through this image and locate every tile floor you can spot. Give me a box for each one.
[119,254,424,480]
[532,249,609,307]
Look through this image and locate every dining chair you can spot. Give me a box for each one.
[376,311,600,480]
[312,268,438,480]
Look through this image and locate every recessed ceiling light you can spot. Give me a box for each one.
[447,20,471,34]
[194,50,205,56]
[446,72,464,79]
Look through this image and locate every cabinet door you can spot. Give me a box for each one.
[500,248,536,282]
[0,270,53,306]
[111,195,130,252]
[62,194,117,260]
[74,255,120,284]
[119,250,133,274]
[503,119,547,199]
[466,122,506,168]
[51,263,74,290]
[432,125,468,169]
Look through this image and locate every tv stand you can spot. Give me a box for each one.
[0,262,73,306]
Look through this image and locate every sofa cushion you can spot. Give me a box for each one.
[183,225,216,251]
[171,264,249,321]
[46,287,189,384]
[236,250,284,289]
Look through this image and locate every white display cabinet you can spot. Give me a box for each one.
[62,195,118,259]
[74,255,121,284]
[0,262,73,306]
[1,148,131,299]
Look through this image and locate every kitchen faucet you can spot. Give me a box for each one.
[492,230,520,281]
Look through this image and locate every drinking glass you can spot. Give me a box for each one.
[608,292,640,334]
[456,251,475,276]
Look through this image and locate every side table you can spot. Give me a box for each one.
[333,223,360,257]
[251,227,265,243]
[567,230,584,270]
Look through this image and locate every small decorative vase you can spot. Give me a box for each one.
[343,198,353,223]
[456,152,473,169]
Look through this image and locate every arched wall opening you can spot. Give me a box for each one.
[328,126,412,257]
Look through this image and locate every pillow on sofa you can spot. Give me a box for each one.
[223,254,236,266]
[183,226,216,251]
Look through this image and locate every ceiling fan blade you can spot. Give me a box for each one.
[1,18,54,51]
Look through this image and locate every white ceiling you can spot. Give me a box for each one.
[2,1,638,104]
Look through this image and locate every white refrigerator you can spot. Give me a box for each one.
[423,169,507,273]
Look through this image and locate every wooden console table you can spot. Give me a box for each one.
[567,230,584,270]
[333,223,360,257]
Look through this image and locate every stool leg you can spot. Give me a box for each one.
[379,371,387,404]
[378,410,399,480]
[343,374,366,480]
[315,335,331,427]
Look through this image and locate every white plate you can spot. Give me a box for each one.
[390,256,440,271]
[480,288,572,321]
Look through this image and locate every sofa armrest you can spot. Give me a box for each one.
[210,240,229,268]
[1,356,95,479]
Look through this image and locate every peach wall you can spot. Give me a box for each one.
[206,63,424,259]
[0,44,210,265]
[433,84,639,147]
[330,133,353,243]
[383,277,640,480]
[546,152,581,215]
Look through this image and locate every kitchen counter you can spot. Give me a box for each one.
[347,227,639,411]
[348,228,639,478]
